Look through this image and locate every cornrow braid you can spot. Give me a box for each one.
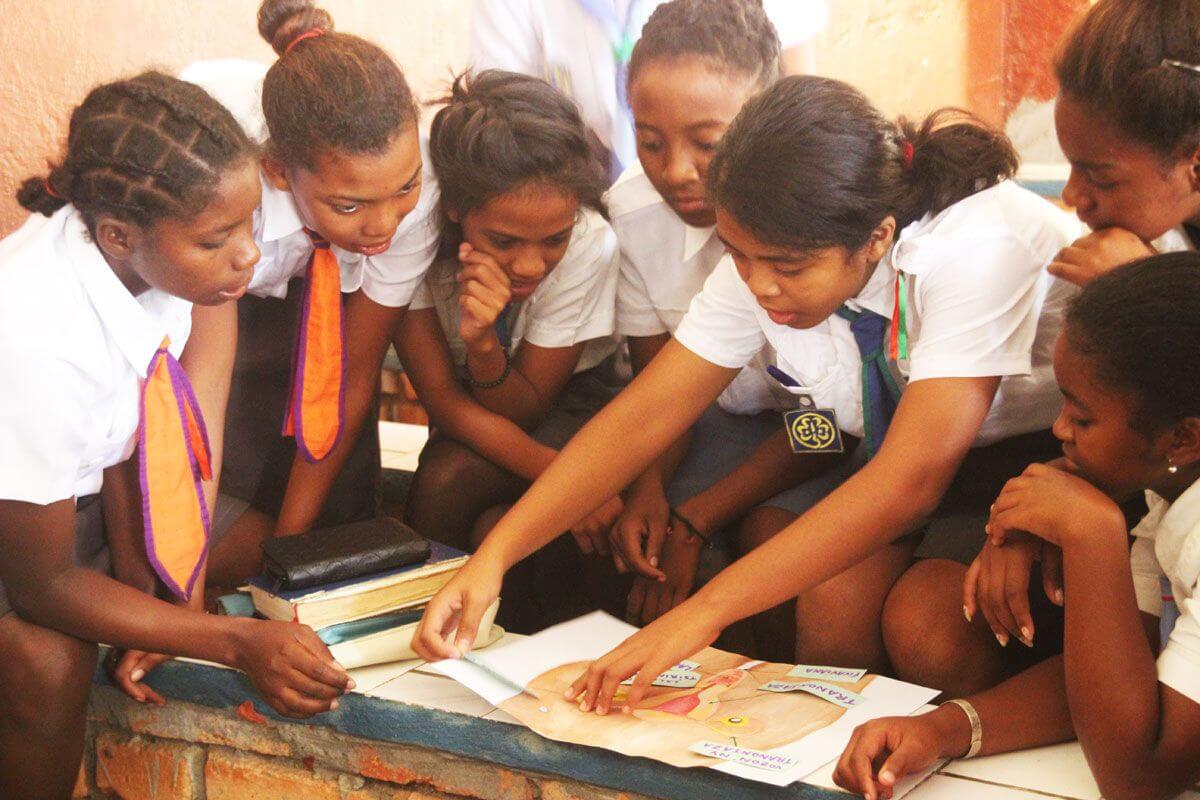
[17,71,254,233]
[627,0,781,91]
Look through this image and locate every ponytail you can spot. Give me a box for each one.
[895,109,1018,231]
[709,76,1018,254]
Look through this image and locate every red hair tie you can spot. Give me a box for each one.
[284,28,326,55]
[902,141,915,171]
[44,178,65,200]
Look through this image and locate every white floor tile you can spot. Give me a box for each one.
[347,658,423,694]
[908,774,1074,800]
[367,670,495,717]
[940,742,1099,800]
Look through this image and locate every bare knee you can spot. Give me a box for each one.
[736,507,797,556]
[883,559,1002,695]
[0,619,96,731]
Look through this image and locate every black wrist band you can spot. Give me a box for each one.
[670,506,710,545]
[465,348,512,389]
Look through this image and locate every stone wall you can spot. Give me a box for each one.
[78,684,655,800]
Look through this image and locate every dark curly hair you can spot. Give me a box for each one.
[1066,252,1200,436]
[709,75,1018,254]
[429,69,608,248]
[17,71,253,234]
[1056,0,1200,161]
[627,0,781,90]
[257,0,418,167]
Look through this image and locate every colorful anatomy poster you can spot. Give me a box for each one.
[434,612,937,787]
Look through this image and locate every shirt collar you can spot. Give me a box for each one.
[1144,478,1200,583]
[683,222,717,263]
[844,250,897,319]
[62,209,178,378]
[258,175,306,244]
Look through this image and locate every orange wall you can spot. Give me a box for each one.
[0,0,1049,235]
[0,0,471,234]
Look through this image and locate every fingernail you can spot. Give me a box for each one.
[563,687,576,700]
[330,699,339,711]
[1020,627,1034,646]
[622,705,632,714]
[881,770,895,784]
[597,705,607,716]
[650,557,658,567]
[996,632,1009,647]
[346,678,357,691]
[130,669,144,682]
[963,606,973,623]
[458,638,473,654]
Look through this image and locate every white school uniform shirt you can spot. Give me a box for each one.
[607,161,778,411]
[410,207,620,374]
[1154,226,1196,254]
[247,166,441,309]
[0,207,193,505]
[183,58,443,308]
[470,0,829,167]
[675,181,1083,446]
[1130,478,1200,706]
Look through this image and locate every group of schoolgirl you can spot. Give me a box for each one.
[3,0,1200,799]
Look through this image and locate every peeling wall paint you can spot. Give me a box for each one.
[0,0,472,234]
[1,0,1007,235]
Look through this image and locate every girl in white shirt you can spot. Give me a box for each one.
[0,73,350,800]
[413,75,1077,704]
[470,0,829,175]
[836,254,1200,800]
[202,0,441,589]
[940,0,1200,708]
[608,0,860,646]
[1045,0,1200,286]
[394,70,623,630]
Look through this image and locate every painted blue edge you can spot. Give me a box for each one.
[92,658,847,800]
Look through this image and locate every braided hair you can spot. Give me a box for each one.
[257,0,418,168]
[627,0,781,91]
[17,71,253,234]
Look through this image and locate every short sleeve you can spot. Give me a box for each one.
[762,0,830,47]
[906,236,1047,382]
[359,180,442,308]
[522,217,620,349]
[1131,535,1165,618]
[673,257,767,370]
[616,253,668,337]
[1158,593,1200,705]
[470,0,542,75]
[0,348,89,505]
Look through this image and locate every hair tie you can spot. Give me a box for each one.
[44,178,65,200]
[284,28,326,55]
[902,141,915,171]
[1163,58,1200,76]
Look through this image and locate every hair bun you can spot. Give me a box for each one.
[257,0,334,56]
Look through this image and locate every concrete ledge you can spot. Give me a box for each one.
[79,658,848,800]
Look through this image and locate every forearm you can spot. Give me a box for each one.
[632,428,693,495]
[465,337,548,428]
[686,427,848,532]
[13,566,248,667]
[428,395,557,482]
[1061,526,1167,797]
[476,342,733,570]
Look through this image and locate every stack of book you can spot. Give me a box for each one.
[245,541,502,667]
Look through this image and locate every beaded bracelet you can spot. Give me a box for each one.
[465,348,512,389]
